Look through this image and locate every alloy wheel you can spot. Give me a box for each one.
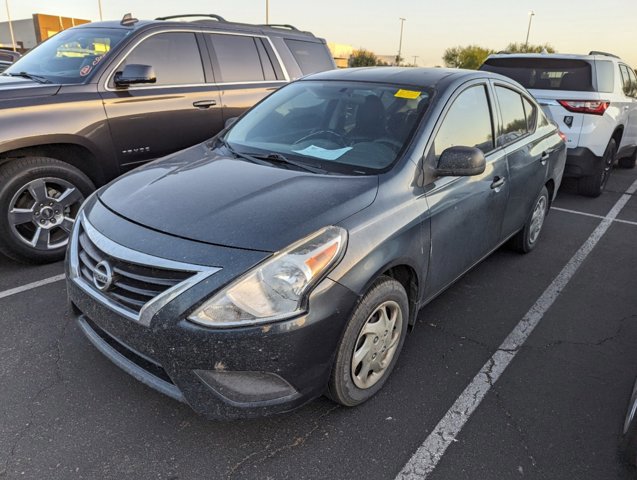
[528,195,547,245]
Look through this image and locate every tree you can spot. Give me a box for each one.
[443,45,495,70]
[505,42,556,54]
[349,49,378,67]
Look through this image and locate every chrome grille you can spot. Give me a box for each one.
[77,224,194,315]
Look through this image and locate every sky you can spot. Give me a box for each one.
[4,0,637,66]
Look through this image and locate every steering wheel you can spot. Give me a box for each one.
[293,130,349,147]
[373,138,404,152]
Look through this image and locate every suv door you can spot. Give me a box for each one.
[100,31,223,170]
[619,64,637,155]
[205,33,288,123]
[493,84,554,238]
[423,83,509,298]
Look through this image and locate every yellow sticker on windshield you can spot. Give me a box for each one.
[395,89,421,99]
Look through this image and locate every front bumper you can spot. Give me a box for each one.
[564,147,601,178]
[67,202,358,419]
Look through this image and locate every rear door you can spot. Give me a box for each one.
[100,31,223,170]
[205,33,288,123]
[423,82,509,299]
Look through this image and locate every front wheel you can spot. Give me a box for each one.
[510,186,549,254]
[326,276,409,407]
[0,157,95,264]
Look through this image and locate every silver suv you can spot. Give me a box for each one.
[481,52,637,196]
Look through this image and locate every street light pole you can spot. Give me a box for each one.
[97,0,103,21]
[266,0,269,24]
[397,17,406,66]
[525,10,535,49]
[413,55,419,66]
[5,0,16,51]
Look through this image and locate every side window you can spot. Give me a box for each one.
[619,65,636,97]
[284,39,334,74]
[124,32,204,86]
[432,85,494,161]
[628,69,637,98]
[495,86,528,145]
[209,34,265,83]
[522,96,537,132]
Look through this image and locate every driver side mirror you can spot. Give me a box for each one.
[114,64,156,88]
[435,146,486,177]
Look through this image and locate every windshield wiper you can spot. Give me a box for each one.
[6,72,51,84]
[216,137,272,167]
[251,152,327,174]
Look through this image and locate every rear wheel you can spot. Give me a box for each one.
[326,276,409,406]
[620,378,637,466]
[618,148,637,169]
[510,186,549,254]
[0,157,94,264]
[578,139,616,197]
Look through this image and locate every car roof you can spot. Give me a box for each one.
[486,53,624,62]
[304,67,512,89]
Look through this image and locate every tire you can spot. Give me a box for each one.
[578,139,616,197]
[618,151,637,169]
[326,275,409,407]
[0,157,95,264]
[620,378,637,466]
[510,186,549,254]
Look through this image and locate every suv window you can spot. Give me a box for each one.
[495,86,529,145]
[596,60,614,93]
[432,85,494,160]
[284,39,334,74]
[620,65,637,98]
[481,58,594,91]
[209,34,267,83]
[124,32,204,86]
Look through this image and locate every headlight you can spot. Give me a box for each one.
[188,226,347,328]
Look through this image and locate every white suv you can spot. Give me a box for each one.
[481,52,637,196]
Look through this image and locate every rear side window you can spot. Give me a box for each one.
[595,60,614,93]
[482,58,594,91]
[432,85,494,160]
[209,34,266,83]
[620,64,637,98]
[284,39,334,74]
[495,86,527,144]
[124,32,204,86]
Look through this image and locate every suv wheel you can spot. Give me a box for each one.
[0,157,94,264]
[618,149,637,169]
[578,139,616,197]
[326,275,409,406]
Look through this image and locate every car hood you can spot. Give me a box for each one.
[98,143,379,252]
[0,75,61,99]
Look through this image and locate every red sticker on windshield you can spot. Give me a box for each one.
[80,65,92,76]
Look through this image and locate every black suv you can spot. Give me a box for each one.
[0,14,335,263]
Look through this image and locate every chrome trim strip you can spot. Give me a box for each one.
[69,212,221,327]
[103,28,289,92]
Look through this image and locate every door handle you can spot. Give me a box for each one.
[193,100,217,109]
[540,151,549,165]
[490,176,505,190]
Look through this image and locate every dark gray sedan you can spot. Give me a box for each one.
[66,67,566,418]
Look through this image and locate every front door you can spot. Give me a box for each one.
[423,83,509,299]
[100,31,224,171]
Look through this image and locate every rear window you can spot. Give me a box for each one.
[284,39,334,74]
[481,58,594,92]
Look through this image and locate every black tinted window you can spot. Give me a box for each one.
[255,39,277,81]
[210,34,264,82]
[125,32,204,86]
[284,39,334,74]
[522,96,537,132]
[596,60,614,93]
[482,58,593,91]
[495,86,528,144]
[433,85,494,159]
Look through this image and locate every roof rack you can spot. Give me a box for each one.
[589,50,619,59]
[258,24,299,31]
[155,14,227,22]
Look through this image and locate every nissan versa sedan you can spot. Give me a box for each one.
[66,68,566,419]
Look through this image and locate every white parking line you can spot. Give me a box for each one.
[0,274,65,301]
[552,206,637,227]
[396,178,637,480]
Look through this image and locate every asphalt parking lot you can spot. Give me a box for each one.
[1,168,636,480]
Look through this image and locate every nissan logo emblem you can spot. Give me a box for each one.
[93,260,114,291]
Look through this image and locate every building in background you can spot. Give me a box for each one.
[0,13,90,52]
[328,42,354,68]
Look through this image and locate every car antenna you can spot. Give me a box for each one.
[120,13,139,26]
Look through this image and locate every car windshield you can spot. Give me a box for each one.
[224,80,433,174]
[2,28,130,84]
